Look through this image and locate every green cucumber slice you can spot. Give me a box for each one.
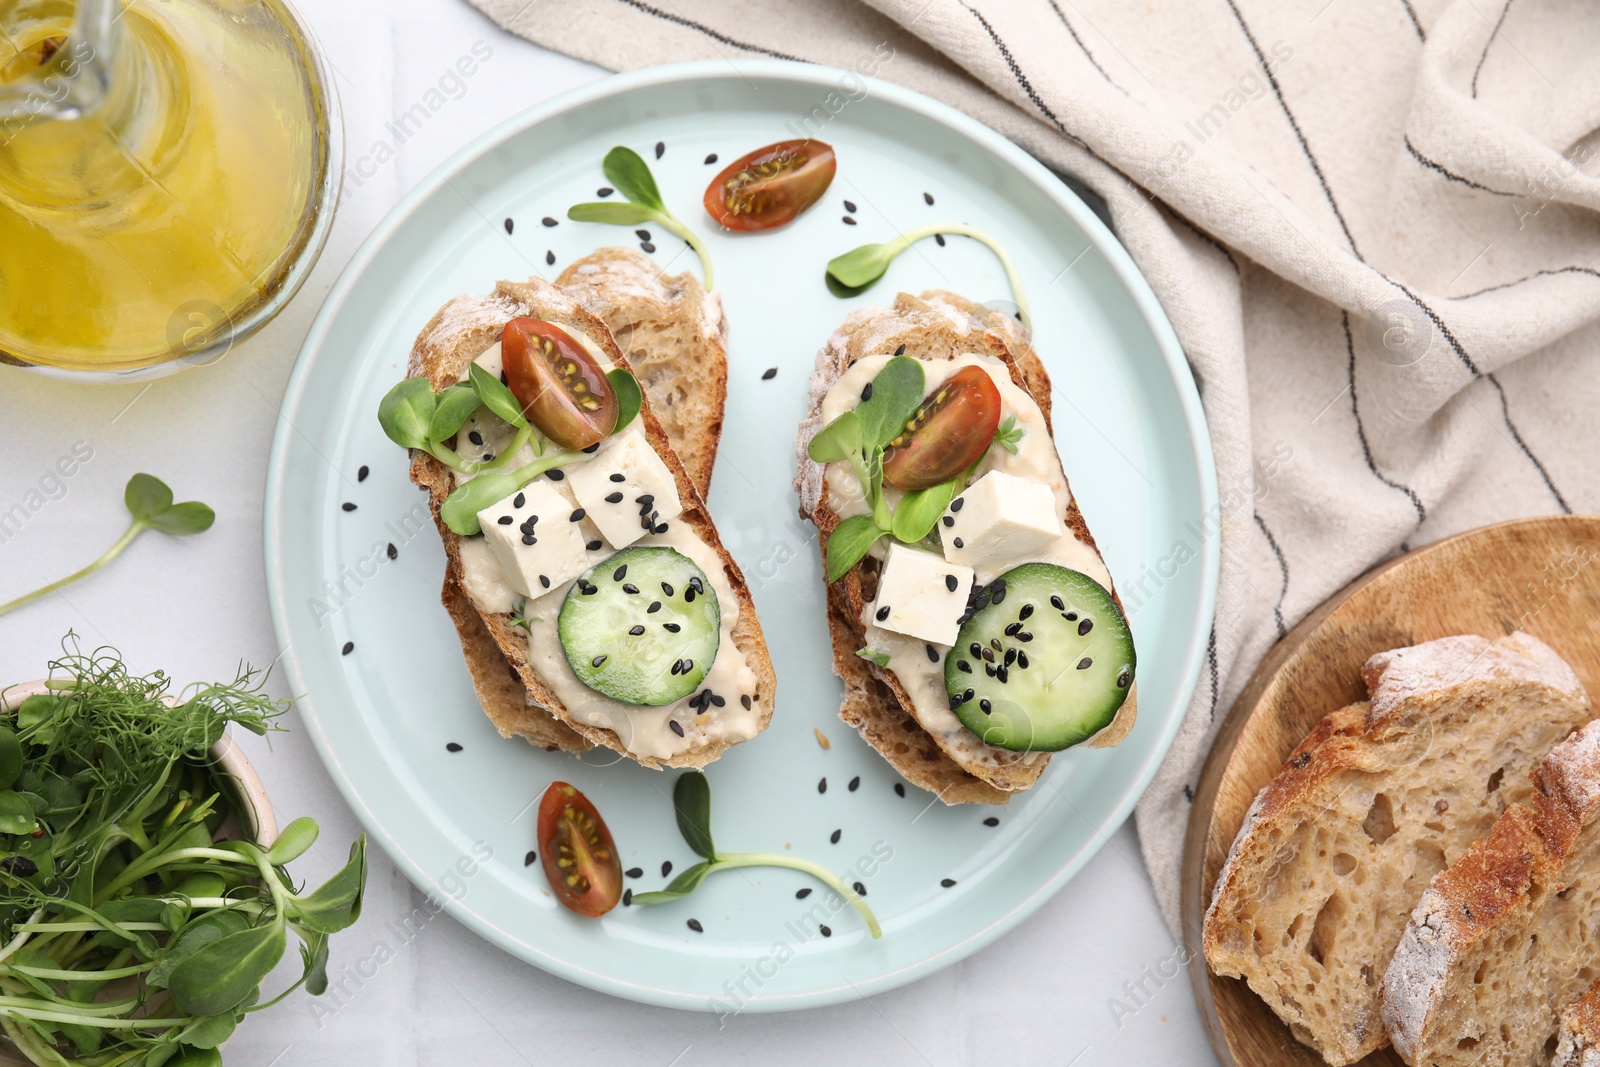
[944,563,1135,751]
[558,546,720,706]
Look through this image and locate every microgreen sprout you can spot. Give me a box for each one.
[631,772,881,938]
[826,222,1031,329]
[993,414,1025,456]
[0,475,214,618]
[567,147,715,289]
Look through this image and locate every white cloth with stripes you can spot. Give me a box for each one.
[467,0,1600,934]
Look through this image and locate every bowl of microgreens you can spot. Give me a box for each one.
[0,642,367,1067]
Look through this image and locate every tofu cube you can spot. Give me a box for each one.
[566,428,682,549]
[476,479,591,600]
[867,543,974,647]
[940,470,1061,570]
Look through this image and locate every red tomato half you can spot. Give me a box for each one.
[537,782,622,918]
[502,318,618,450]
[882,366,1004,490]
[703,139,836,232]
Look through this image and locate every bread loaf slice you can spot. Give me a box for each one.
[793,290,1134,803]
[1383,716,1600,1066]
[1554,980,1600,1067]
[1204,633,1591,1064]
[409,276,773,767]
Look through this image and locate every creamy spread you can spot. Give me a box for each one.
[818,352,1112,771]
[449,338,761,760]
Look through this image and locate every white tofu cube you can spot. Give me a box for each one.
[566,428,682,549]
[476,479,591,600]
[867,543,974,647]
[940,470,1061,570]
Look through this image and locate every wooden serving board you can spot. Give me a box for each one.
[1180,516,1600,1067]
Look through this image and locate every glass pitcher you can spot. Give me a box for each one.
[0,0,339,379]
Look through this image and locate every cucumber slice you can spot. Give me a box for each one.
[943,563,1135,751]
[558,546,721,706]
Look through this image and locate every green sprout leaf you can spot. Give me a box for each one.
[0,728,21,791]
[608,369,644,435]
[0,473,215,617]
[291,836,367,935]
[891,478,960,544]
[672,772,715,860]
[439,472,525,536]
[568,145,715,289]
[428,383,482,444]
[806,411,862,464]
[377,376,439,450]
[468,362,528,430]
[826,222,1032,330]
[264,817,319,867]
[167,923,286,1016]
[299,929,331,996]
[994,414,1024,455]
[629,859,715,905]
[855,648,891,667]
[826,515,891,584]
[854,356,925,452]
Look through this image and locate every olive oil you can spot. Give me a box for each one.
[0,0,328,372]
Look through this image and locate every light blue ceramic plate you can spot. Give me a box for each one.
[264,60,1217,1012]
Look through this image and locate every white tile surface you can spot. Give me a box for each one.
[0,2,1216,1063]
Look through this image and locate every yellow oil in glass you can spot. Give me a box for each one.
[0,0,328,372]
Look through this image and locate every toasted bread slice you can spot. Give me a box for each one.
[1384,715,1600,1066]
[1555,980,1600,1067]
[556,248,727,494]
[408,276,773,767]
[1204,633,1590,1064]
[793,291,1134,804]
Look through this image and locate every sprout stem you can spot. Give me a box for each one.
[0,520,145,618]
[891,222,1031,331]
[717,852,881,938]
[652,210,715,291]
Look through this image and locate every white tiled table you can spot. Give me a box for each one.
[0,3,1214,1063]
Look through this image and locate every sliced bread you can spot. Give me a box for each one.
[409,276,773,767]
[793,290,1133,804]
[1554,980,1600,1067]
[1204,633,1591,1064]
[1383,715,1600,1066]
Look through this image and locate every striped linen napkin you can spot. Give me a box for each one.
[467,0,1600,934]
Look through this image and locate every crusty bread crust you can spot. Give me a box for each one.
[1204,633,1591,1064]
[407,276,773,768]
[1555,980,1600,1067]
[793,291,1135,803]
[1383,716,1600,1066]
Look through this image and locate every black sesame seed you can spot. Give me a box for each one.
[641,241,656,253]
[629,625,645,636]
[861,382,873,402]
[341,502,356,512]
[941,877,956,888]
[848,776,861,793]
[654,141,665,159]
[818,778,827,794]
[607,472,625,484]
[894,344,906,355]
[626,867,643,878]
[653,523,669,534]
[705,152,718,164]
[547,468,564,480]
[580,580,597,595]
[669,720,684,737]
[546,250,556,266]
[795,887,811,899]
[983,816,999,827]
[524,850,537,866]
[637,494,655,507]
[945,574,958,592]
[521,534,536,546]
[466,429,483,447]
[991,582,1007,604]
[711,692,726,708]
[687,918,702,932]
[622,888,633,906]
[570,508,586,522]
[648,601,662,613]
[950,497,964,512]
[1077,657,1093,670]
[942,515,955,528]
[843,199,858,213]
[662,860,673,877]
[895,783,906,797]
[341,641,354,655]
[446,741,462,752]
[582,443,600,454]
[875,605,890,621]
[953,537,964,549]
[819,924,832,937]
[924,191,935,205]
[592,655,608,668]
[762,366,778,380]
[842,216,856,225]
[925,644,939,663]
[542,216,557,227]
[586,540,602,551]
[358,464,370,481]
[935,233,946,246]
[539,575,551,589]
[853,881,867,896]
[597,187,613,197]
[741,694,752,710]
[514,492,526,508]
[663,622,681,633]
[386,542,398,560]
[1078,618,1094,635]
[829,828,841,844]
[504,218,514,234]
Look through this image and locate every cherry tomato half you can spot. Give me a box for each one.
[502,318,618,450]
[882,366,1004,490]
[703,139,837,232]
[537,781,622,918]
